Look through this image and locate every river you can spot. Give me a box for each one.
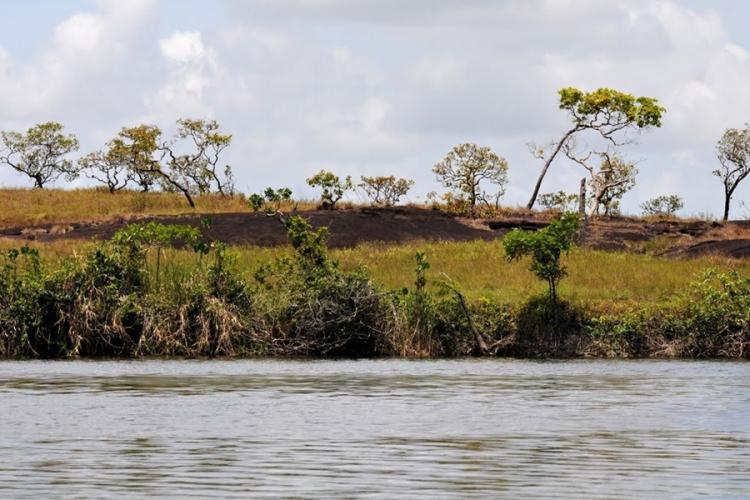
[1,359,749,498]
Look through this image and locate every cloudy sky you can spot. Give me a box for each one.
[1,0,749,217]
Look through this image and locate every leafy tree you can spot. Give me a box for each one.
[163,119,234,196]
[116,119,233,208]
[503,212,580,305]
[715,125,750,222]
[640,195,683,217]
[307,170,352,210]
[111,125,162,192]
[538,191,579,212]
[432,143,508,210]
[0,122,80,188]
[527,87,664,209]
[358,175,414,206]
[78,142,133,193]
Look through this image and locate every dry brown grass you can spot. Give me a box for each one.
[0,188,320,228]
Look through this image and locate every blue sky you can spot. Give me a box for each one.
[2,0,750,218]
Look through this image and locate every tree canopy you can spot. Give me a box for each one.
[0,122,80,188]
[433,143,508,210]
[527,87,664,209]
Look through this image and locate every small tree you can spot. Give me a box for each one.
[248,187,293,212]
[307,170,352,210]
[527,87,664,209]
[112,125,162,192]
[715,125,750,222]
[640,195,683,217]
[164,119,234,196]
[503,212,580,306]
[358,175,414,206]
[538,191,579,212]
[433,143,508,210]
[0,122,80,188]
[78,141,133,193]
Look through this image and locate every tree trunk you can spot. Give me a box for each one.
[526,128,577,209]
[723,191,731,222]
[578,178,587,218]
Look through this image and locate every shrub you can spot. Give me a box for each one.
[306,170,352,210]
[359,176,414,206]
[538,191,579,212]
[640,195,683,217]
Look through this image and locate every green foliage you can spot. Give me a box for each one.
[358,175,414,206]
[254,214,387,356]
[538,191,579,211]
[527,87,664,209]
[248,193,265,212]
[0,122,80,188]
[640,195,683,217]
[247,187,293,212]
[558,87,665,128]
[306,170,353,210]
[503,212,580,304]
[433,143,509,210]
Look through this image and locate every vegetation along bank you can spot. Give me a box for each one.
[2,212,750,360]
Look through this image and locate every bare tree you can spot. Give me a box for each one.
[715,125,750,222]
[78,145,132,193]
[0,122,79,188]
[527,87,664,209]
[562,143,637,217]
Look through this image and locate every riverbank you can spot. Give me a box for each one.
[1,214,749,360]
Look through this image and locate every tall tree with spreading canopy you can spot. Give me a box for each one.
[527,87,664,209]
[111,119,232,208]
[715,125,750,222]
[0,122,80,188]
[433,143,508,210]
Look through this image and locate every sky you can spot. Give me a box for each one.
[1,0,750,218]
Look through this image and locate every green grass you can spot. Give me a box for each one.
[131,239,750,309]
[3,236,748,309]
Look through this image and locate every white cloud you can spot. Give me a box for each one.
[159,31,207,64]
[2,0,750,215]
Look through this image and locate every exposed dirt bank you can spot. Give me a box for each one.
[1,206,749,258]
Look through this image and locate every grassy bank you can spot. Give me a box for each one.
[0,188,319,228]
[1,218,750,359]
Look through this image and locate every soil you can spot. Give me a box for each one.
[1,206,749,258]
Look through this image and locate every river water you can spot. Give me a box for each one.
[1,359,749,498]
